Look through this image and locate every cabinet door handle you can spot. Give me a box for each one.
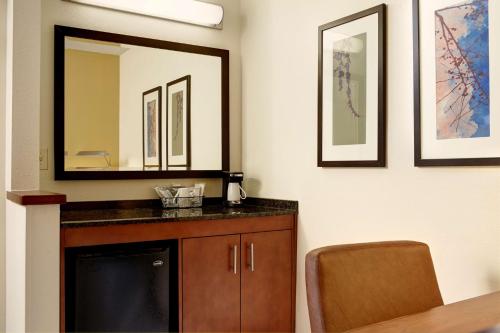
[232,245,238,275]
[247,243,255,272]
[248,243,255,272]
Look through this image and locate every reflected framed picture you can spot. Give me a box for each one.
[142,87,162,168]
[166,75,191,167]
[318,4,386,167]
[414,0,499,166]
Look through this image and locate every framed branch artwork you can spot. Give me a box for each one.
[142,87,162,169]
[414,0,498,166]
[166,75,191,168]
[318,4,386,167]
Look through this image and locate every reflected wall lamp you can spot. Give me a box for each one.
[63,0,224,29]
[76,151,111,168]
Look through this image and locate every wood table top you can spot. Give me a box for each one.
[345,292,500,333]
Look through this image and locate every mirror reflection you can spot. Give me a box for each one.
[64,36,222,172]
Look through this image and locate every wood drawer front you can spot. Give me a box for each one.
[62,215,294,248]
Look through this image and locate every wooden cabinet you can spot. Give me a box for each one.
[182,230,293,332]
[241,230,292,332]
[182,235,241,332]
[61,214,297,333]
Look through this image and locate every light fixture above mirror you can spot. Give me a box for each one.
[63,0,224,29]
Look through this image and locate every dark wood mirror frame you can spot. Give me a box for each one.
[54,25,229,180]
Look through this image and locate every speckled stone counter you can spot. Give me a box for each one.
[60,198,298,228]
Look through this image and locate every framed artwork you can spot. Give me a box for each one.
[166,75,191,167]
[414,0,498,166]
[142,87,162,168]
[318,4,386,167]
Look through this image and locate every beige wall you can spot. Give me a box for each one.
[40,0,242,201]
[5,201,26,333]
[6,0,40,191]
[240,0,500,332]
[5,202,60,333]
[25,205,61,332]
[4,1,44,329]
[0,0,6,330]
[65,49,120,169]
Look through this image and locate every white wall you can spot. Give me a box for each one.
[240,1,500,332]
[3,0,41,330]
[25,205,61,332]
[119,46,222,170]
[5,0,40,192]
[0,0,6,329]
[40,0,241,201]
[5,202,60,333]
[5,201,26,333]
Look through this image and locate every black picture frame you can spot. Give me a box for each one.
[142,87,162,169]
[54,25,230,180]
[166,76,192,168]
[317,4,387,168]
[413,0,499,166]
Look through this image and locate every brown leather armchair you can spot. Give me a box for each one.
[305,241,443,332]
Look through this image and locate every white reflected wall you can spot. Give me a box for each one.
[119,45,222,170]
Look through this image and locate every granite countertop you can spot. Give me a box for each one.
[60,198,298,228]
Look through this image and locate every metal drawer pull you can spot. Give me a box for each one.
[232,245,238,275]
[250,243,255,272]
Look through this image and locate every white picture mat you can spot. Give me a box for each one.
[143,91,161,166]
[167,80,189,166]
[419,0,499,159]
[322,13,379,161]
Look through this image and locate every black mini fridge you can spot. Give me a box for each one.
[65,240,178,333]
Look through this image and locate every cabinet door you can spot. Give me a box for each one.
[182,235,241,332]
[241,230,293,332]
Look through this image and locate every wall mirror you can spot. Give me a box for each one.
[54,25,229,180]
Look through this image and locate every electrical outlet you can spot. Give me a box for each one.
[39,148,49,170]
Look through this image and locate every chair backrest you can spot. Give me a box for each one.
[305,241,443,332]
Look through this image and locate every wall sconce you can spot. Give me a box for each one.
[63,0,224,29]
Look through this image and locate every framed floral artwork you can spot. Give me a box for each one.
[414,0,498,166]
[166,75,191,168]
[318,4,386,167]
[143,87,162,168]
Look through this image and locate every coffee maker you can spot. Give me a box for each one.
[223,172,246,206]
